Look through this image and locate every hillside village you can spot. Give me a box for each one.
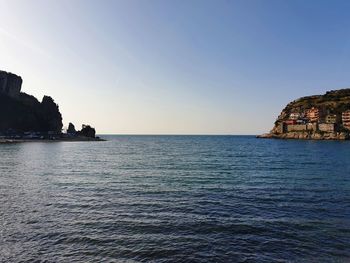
[260,89,350,140]
[276,107,350,134]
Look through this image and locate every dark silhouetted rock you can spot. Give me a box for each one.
[67,122,76,134]
[77,125,96,138]
[40,96,63,132]
[0,71,63,133]
[0,70,22,98]
[0,70,102,140]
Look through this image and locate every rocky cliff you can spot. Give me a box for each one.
[259,89,350,140]
[0,70,22,98]
[0,70,63,133]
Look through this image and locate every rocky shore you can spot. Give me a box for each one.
[0,136,105,144]
[257,132,349,140]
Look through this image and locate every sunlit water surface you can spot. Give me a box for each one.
[0,135,349,262]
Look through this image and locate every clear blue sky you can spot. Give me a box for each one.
[1,0,350,134]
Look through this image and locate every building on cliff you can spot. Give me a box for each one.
[306,107,326,123]
[342,110,350,130]
[284,120,297,125]
[289,112,301,120]
[325,114,338,124]
[306,107,319,122]
[0,70,22,98]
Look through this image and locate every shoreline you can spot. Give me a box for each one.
[257,132,350,140]
[0,137,106,144]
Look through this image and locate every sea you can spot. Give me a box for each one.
[0,135,349,262]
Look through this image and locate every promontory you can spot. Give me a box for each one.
[258,89,350,140]
[0,70,103,142]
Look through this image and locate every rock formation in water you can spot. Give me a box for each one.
[259,89,350,140]
[0,70,63,133]
[77,125,96,138]
[67,122,76,134]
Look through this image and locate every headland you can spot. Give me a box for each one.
[258,89,350,140]
[0,70,104,142]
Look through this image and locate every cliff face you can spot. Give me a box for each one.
[0,70,22,98]
[261,89,350,140]
[0,70,63,133]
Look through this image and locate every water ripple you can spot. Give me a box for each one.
[0,136,349,262]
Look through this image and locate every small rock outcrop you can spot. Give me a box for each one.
[67,123,76,134]
[259,89,350,140]
[77,125,96,138]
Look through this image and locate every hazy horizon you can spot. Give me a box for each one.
[1,0,350,134]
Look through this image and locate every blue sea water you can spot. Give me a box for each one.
[0,135,349,262]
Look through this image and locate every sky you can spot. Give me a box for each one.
[1,0,350,134]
